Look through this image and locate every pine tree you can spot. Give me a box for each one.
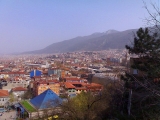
[121,27,160,119]
[126,27,160,78]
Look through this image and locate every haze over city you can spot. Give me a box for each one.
[0,0,158,54]
[0,0,160,119]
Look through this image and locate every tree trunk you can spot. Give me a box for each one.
[127,89,132,116]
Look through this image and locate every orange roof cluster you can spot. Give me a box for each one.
[86,83,103,89]
[0,90,9,97]
[64,82,103,91]
[90,83,103,87]
[75,87,86,90]
[65,77,80,81]
[12,87,27,91]
[64,82,76,88]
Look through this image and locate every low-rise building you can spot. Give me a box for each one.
[64,82,102,95]
[12,86,27,97]
[0,90,10,107]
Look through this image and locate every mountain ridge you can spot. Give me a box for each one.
[23,28,138,54]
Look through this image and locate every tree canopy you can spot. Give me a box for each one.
[126,27,160,78]
[122,27,160,120]
[60,81,123,120]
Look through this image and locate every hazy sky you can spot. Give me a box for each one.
[0,0,158,54]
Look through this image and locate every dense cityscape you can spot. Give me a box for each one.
[1,0,160,120]
[0,49,128,119]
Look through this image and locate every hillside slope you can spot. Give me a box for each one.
[24,29,137,54]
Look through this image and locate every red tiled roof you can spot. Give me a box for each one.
[0,90,9,97]
[75,87,87,90]
[90,83,103,87]
[86,83,103,89]
[12,87,27,91]
[65,78,80,81]
[64,82,76,89]
[68,82,83,84]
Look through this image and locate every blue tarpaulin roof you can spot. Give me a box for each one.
[30,89,62,109]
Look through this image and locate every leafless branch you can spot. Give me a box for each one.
[143,0,160,31]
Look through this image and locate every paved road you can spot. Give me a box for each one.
[0,111,17,120]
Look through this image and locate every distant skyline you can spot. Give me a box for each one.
[0,0,158,54]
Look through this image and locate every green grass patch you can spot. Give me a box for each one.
[20,100,37,112]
